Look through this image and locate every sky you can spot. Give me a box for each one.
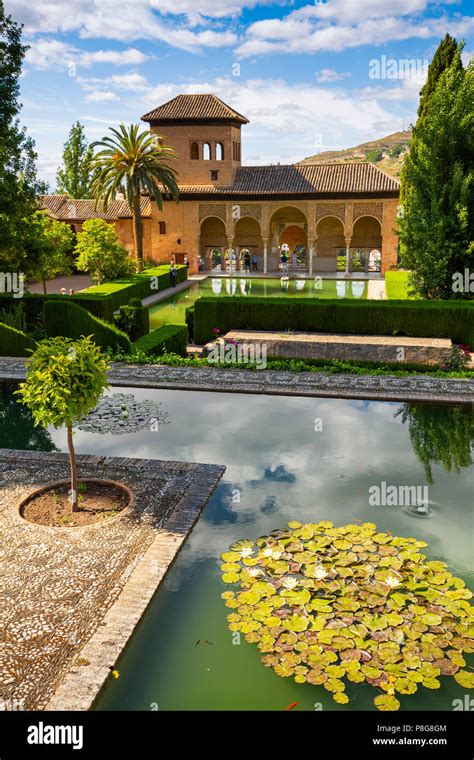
[5,0,474,190]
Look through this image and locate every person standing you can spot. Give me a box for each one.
[198,255,203,272]
[170,263,177,287]
[244,250,251,273]
[281,252,288,275]
[252,253,258,271]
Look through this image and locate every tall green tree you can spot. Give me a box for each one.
[398,42,474,298]
[24,211,74,294]
[89,123,179,270]
[75,218,134,285]
[0,1,46,272]
[417,34,461,121]
[56,121,93,198]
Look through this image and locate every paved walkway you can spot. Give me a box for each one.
[0,358,472,403]
[26,274,93,295]
[142,278,193,307]
[0,449,224,710]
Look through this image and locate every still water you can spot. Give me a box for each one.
[1,386,472,711]
[149,277,368,330]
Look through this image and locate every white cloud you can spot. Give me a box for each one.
[236,4,474,57]
[84,90,119,102]
[7,0,238,50]
[25,39,149,71]
[316,68,351,83]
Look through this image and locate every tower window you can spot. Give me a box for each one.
[203,142,211,161]
[211,170,219,181]
[190,141,199,160]
[216,142,224,161]
[159,221,166,235]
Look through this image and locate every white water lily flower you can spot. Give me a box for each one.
[248,567,262,577]
[239,547,254,558]
[385,575,401,588]
[281,577,298,589]
[262,547,282,559]
[313,566,328,580]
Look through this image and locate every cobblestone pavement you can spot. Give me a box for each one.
[0,358,472,403]
[0,449,224,710]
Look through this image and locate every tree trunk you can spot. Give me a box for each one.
[97,266,102,286]
[43,280,48,295]
[67,425,79,512]
[132,194,144,272]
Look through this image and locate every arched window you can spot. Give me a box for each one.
[190,141,199,160]
[216,142,224,161]
[203,142,211,161]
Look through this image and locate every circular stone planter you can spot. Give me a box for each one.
[17,479,134,528]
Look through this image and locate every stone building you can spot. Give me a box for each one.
[43,93,401,275]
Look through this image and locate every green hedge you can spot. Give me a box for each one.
[134,323,188,358]
[45,300,131,353]
[115,302,150,341]
[193,297,474,346]
[0,322,36,356]
[185,306,195,342]
[80,264,187,311]
[0,292,115,328]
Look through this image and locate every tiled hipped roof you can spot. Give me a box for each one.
[142,93,249,124]
[39,195,151,221]
[175,163,400,197]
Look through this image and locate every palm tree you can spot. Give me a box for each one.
[89,123,179,270]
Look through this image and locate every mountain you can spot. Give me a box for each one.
[297,131,412,178]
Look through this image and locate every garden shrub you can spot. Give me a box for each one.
[185,305,195,342]
[44,299,131,354]
[115,300,149,341]
[81,264,187,311]
[0,322,36,356]
[134,323,188,358]
[193,297,474,346]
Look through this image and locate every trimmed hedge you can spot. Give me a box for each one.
[80,264,187,311]
[134,323,188,358]
[115,302,150,341]
[44,300,131,353]
[0,322,36,356]
[193,297,474,346]
[185,305,195,342]
[0,292,115,328]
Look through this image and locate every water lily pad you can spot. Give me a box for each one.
[374,694,401,711]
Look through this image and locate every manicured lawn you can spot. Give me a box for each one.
[385,270,413,299]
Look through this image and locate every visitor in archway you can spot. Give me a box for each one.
[291,250,297,270]
[170,263,177,287]
[281,251,289,275]
[252,253,258,271]
[198,255,203,272]
[243,250,251,273]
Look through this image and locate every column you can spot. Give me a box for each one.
[345,237,351,275]
[308,238,315,276]
[227,238,234,273]
[262,238,268,274]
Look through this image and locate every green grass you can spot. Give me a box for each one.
[385,271,413,300]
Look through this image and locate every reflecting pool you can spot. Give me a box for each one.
[1,386,472,711]
[149,277,368,330]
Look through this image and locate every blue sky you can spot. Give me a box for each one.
[6,0,473,189]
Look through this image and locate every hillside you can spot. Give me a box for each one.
[298,131,412,178]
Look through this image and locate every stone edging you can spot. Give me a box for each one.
[0,357,472,404]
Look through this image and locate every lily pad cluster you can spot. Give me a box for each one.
[221,521,474,710]
[76,393,169,435]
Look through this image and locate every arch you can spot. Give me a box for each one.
[350,216,382,273]
[203,142,211,161]
[216,142,224,161]
[315,216,345,272]
[190,141,199,160]
[269,206,308,271]
[234,216,263,272]
[200,216,227,270]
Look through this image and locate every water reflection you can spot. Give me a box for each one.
[395,402,473,484]
[0,383,57,452]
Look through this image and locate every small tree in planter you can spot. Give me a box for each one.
[16,336,109,511]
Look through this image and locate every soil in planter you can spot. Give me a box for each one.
[21,482,129,527]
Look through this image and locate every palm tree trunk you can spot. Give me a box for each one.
[132,194,144,272]
[67,425,79,512]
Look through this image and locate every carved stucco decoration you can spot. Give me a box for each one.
[199,203,226,222]
[315,202,346,224]
[353,201,384,223]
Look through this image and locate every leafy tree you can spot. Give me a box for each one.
[0,2,46,272]
[56,121,93,198]
[365,149,383,163]
[396,402,473,484]
[23,210,74,293]
[75,217,134,285]
[89,123,179,270]
[398,44,474,298]
[16,336,109,511]
[417,34,461,121]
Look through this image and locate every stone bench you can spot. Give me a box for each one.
[208,330,452,366]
